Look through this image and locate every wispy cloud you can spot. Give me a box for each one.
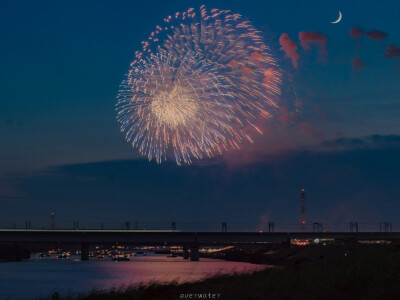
[385,44,400,59]
[349,26,364,39]
[366,30,388,41]
[352,57,365,69]
[298,31,328,55]
[279,33,300,68]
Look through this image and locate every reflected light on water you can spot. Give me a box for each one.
[0,254,269,299]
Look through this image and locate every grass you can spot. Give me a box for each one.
[40,244,400,300]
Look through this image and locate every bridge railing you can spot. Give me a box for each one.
[0,221,397,232]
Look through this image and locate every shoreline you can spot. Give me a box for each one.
[36,244,400,300]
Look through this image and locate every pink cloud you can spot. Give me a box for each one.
[314,105,326,117]
[349,26,364,38]
[385,44,400,59]
[334,131,344,138]
[279,33,300,68]
[366,30,387,41]
[298,31,328,54]
[352,58,365,69]
[278,107,296,122]
[278,114,290,122]
[299,122,323,138]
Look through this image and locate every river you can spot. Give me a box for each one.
[0,253,268,299]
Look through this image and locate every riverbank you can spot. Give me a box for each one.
[40,244,400,300]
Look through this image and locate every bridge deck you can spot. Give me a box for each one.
[0,230,399,245]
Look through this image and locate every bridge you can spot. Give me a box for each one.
[0,229,399,261]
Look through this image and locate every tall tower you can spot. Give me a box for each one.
[300,189,306,232]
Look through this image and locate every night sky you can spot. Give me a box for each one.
[1,0,399,231]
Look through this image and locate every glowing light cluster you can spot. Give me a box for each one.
[117,5,282,165]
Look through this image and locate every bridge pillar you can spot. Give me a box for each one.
[183,247,189,259]
[350,222,358,233]
[190,246,199,261]
[313,222,323,232]
[81,243,89,261]
[384,222,392,232]
[268,222,274,233]
[222,222,227,232]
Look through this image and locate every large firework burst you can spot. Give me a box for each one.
[117,6,282,165]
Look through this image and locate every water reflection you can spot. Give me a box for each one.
[0,254,268,299]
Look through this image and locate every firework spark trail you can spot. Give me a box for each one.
[117,6,282,165]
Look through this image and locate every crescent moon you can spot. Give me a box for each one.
[331,11,342,24]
